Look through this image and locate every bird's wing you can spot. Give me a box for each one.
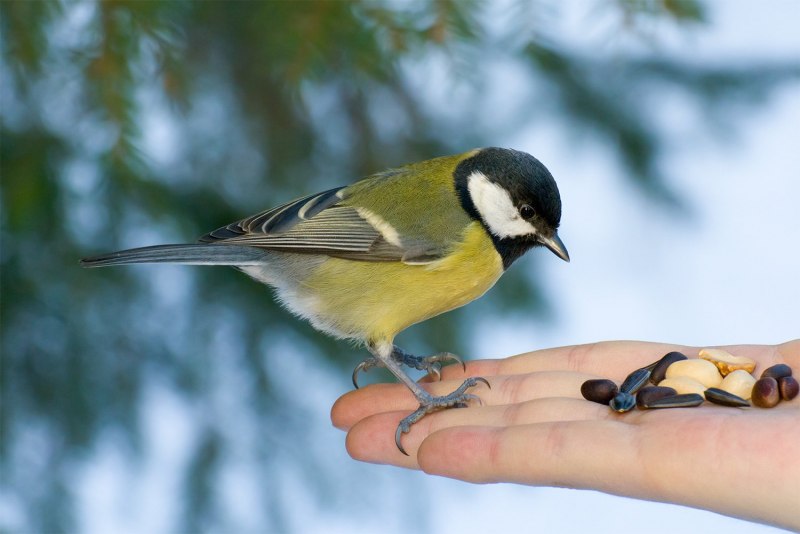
[199,187,444,263]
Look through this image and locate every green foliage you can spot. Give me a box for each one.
[1,0,797,531]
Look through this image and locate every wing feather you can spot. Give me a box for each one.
[198,186,442,263]
[200,187,346,241]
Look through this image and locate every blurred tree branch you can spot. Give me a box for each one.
[2,1,798,532]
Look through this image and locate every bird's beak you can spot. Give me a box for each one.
[540,232,570,262]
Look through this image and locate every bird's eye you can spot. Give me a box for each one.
[519,204,535,220]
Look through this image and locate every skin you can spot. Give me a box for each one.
[331,340,800,530]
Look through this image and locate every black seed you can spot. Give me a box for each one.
[639,393,704,409]
[620,367,652,395]
[778,376,799,401]
[581,379,618,405]
[636,386,677,408]
[761,363,792,380]
[609,392,636,413]
[752,377,780,408]
[650,351,689,384]
[704,387,750,407]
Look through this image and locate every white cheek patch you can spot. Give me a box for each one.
[356,207,403,247]
[467,171,537,238]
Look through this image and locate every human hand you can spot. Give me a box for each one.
[331,340,800,530]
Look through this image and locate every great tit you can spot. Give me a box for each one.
[82,147,569,454]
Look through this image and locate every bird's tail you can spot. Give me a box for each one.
[80,244,268,268]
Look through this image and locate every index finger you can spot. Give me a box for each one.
[439,341,691,383]
[439,340,790,383]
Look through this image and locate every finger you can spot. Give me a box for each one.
[344,397,612,466]
[344,411,420,469]
[498,341,696,382]
[332,371,597,430]
[416,420,641,492]
[332,383,413,430]
[445,341,790,383]
[436,341,695,383]
[440,397,611,429]
[421,358,502,382]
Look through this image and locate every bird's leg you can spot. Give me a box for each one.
[366,341,489,456]
[352,345,465,388]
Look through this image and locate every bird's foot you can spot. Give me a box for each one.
[352,347,465,389]
[397,350,465,382]
[395,376,490,455]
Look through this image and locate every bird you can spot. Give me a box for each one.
[81,147,569,454]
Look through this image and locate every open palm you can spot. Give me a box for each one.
[331,340,800,531]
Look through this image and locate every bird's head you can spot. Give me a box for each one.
[455,147,569,269]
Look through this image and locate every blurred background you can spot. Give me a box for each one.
[2,1,799,533]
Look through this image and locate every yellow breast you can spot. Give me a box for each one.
[301,222,504,343]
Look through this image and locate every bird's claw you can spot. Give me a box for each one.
[473,376,491,389]
[351,350,468,389]
[412,352,465,372]
[352,358,381,389]
[394,376,490,455]
[395,420,414,456]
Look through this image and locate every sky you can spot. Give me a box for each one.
[76,1,799,533]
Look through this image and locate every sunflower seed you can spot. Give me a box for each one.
[620,367,651,395]
[704,387,750,407]
[639,393,704,409]
[609,392,636,413]
[635,386,677,409]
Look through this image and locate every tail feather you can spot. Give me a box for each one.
[80,244,268,268]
